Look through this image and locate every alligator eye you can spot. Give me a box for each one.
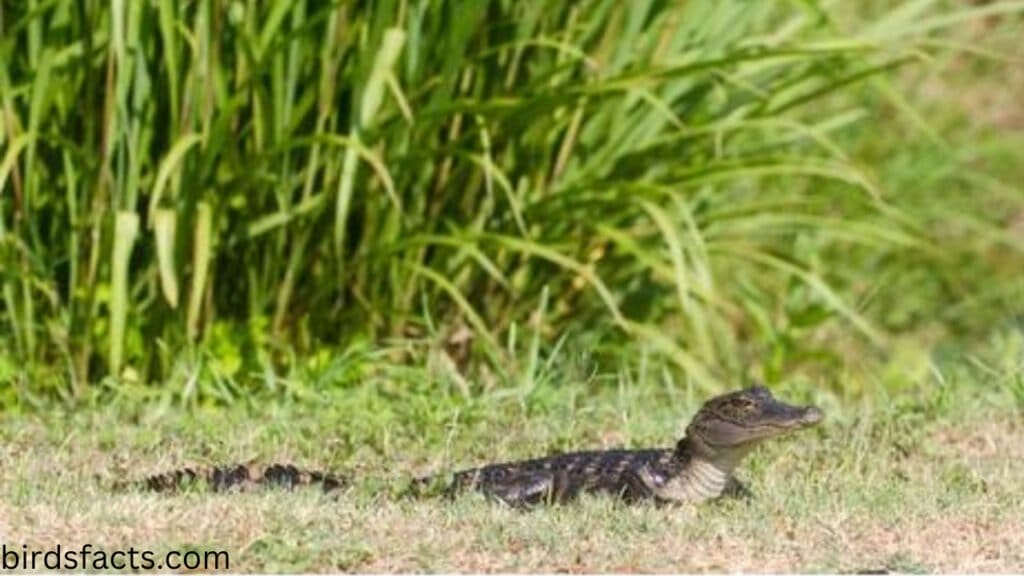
[732,398,755,410]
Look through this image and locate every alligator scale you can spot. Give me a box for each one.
[125,385,822,507]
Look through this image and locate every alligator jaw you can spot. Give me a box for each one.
[685,385,823,452]
[763,401,823,431]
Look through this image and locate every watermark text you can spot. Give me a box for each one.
[1,543,229,572]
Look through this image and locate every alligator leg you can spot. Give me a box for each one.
[483,472,559,507]
[617,468,664,503]
[547,469,575,504]
[722,476,753,500]
[495,468,664,505]
[498,468,663,506]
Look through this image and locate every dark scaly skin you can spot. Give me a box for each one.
[121,463,346,493]
[441,448,688,505]
[424,442,748,506]
[418,384,820,506]
[123,385,819,506]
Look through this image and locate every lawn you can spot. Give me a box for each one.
[3,356,1023,572]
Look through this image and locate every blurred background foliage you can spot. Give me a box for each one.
[0,0,1022,407]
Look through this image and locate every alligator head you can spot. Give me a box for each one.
[682,384,822,465]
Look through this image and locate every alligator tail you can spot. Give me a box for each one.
[117,463,347,493]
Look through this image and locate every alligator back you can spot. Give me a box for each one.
[435,447,688,506]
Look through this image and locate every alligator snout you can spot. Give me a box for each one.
[799,406,824,425]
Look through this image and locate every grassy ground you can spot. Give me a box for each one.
[2,3,1024,573]
[3,358,1023,573]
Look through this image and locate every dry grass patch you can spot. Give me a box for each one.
[2,398,1022,572]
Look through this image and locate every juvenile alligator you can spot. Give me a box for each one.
[122,385,822,506]
[419,384,822,506]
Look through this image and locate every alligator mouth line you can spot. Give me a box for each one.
[769,406,824,428]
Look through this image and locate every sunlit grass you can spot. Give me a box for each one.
[1,2,1022,401]
[2,350,1022,572]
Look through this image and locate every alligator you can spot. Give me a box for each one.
[418,384,822,506]
[122,385,822,507]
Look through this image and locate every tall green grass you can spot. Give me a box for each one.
[1,1,1022,401]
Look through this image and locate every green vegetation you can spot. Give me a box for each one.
[1,1,1021,403]
[1,0,1024,571]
